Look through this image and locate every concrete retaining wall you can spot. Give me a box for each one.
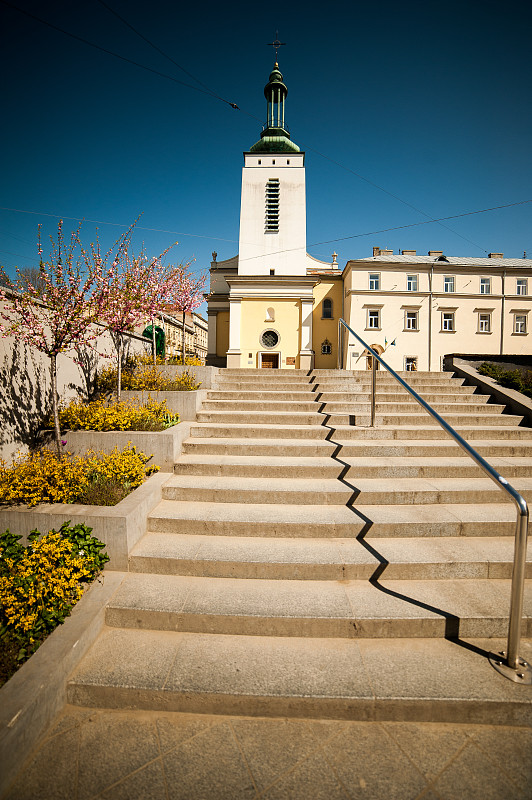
[448,357,532,428]
[121,389,207,420]
[0,471,170,571]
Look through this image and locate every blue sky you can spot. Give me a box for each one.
[1,0,531,316]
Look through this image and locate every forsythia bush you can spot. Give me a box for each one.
[56,398,179,431]
[0,521,109,665]
[94,355,201,395]
[0,446,159,508]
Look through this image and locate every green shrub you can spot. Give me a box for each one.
[478,362,532,398]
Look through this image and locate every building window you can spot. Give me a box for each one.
[321,339,332,355]
[265,179,279,232]
[367,309,380,329]
[442,312,455,331]
[260,329,280,348]
[407,274,418,292]
[478,313,491,333]
[517,279,528,296]
[444,276,455,293]
[270,269,275,275]
[514,315,527,334]
[480,277,491,294]
[322,298,333,319]
[369,273,380,291]
[405,310,419,330]
[405,356,418,371]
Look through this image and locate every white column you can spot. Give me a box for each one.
[226,298,242,367]
[299,299,314,369]
[207,311,217,356]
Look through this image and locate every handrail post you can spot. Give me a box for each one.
[370,354,376,427]
[507,504,529,669]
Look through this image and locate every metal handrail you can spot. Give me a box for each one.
[337,317,530,682]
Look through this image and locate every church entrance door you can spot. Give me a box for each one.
[260,353,279,368]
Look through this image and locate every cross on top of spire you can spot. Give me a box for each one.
[267,31,286,63]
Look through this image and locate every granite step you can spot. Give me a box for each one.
[129,533,532,581]
[172,453,532,479]
[101,572,532,639]
[67,628,532,724]
[160,474,532,506]
[147,499,518,538]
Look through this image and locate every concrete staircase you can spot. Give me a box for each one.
[68,369,532,724]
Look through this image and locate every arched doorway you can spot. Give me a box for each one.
[364,344,384,370]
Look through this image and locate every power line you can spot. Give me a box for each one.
[2,200,527,263]
[1,0,241,109]
[94,0,231,104]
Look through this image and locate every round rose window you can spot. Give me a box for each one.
[260,329,279,348]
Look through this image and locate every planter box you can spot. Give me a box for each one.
[0,471,170,571]
[53,421,193,472]
[0,571,126,798]
[155,365,220,389]
[121,388,208,420]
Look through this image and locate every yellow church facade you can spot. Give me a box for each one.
[206,64,532,370]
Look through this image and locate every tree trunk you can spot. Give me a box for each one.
[116,334,123,402]
[50,353,62,459]
[152,317,156,366]
[182,311,186,365]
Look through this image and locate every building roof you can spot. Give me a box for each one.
[352,254,532,269]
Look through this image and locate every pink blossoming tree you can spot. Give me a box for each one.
[161,266,206,363]
[0,222,107,457]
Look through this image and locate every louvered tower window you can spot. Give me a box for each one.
[265,178,280,231]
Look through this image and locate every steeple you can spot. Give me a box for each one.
[249,63,300,154]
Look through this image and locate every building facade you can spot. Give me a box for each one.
[206,64,532,371]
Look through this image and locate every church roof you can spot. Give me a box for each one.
[353,254,532,269]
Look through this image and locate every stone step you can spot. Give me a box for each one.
[101,573,532,639]
[322,402,504,414]
[182,436,532,458]
[196,411,325,425]
[317,389,479,401]
[326,413,524,427]
[328,425,532,441]
[173,453,532,479]
[189,423,330,439]
[67,628,532,724]
[160,475,532,506]
[207,391,316,401]
[201,400,320,412]
[129,533,532,581]
[174,453,342,478]
[182,437,336,456]
[313,370,457,379]
[217,382,316,392]
[147,500,518,537]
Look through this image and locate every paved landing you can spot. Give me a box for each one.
[4,706,531,799]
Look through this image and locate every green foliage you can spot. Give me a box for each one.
[0,522,109,682]
[477,362,532,399]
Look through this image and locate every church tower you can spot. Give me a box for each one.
[238,63,307,277]
[206,60,338,369]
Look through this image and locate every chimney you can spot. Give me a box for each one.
[373,246,380,257]
[401,250,416,256]
[488,252,504,259]
[428,250,443,257]
[381,249,393,256]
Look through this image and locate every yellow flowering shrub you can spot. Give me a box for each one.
[0,522,109,677]
[94,355,200,395]
[56,398,179,431]
[0,446,159,508]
